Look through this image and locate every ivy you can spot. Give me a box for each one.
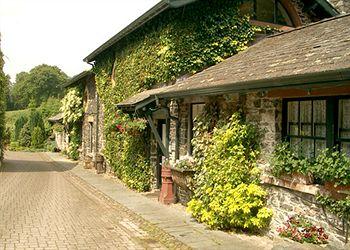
[60,88,83,160]
[92,0,272,191]
[0,39,8,161]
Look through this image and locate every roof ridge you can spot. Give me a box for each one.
[267,13,350,39]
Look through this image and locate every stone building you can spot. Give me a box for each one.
[83,0,348,246]
[48,113,68,151]
[118,15,350,247]
[64,71,106,173]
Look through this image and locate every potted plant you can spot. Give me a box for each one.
[270,142,314,185]
[170,157,196,191]
[313,148,350,198]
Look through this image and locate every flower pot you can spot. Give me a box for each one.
[95,154,105,174]
[324,181,350,199]
[170,167,196,191]
[84,155,93,169]
[279,172,314,185]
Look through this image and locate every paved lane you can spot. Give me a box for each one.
[0,151,184,250]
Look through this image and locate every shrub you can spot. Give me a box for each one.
[270,142,311,177]
[31,126,45,148]
[313,148,350,186]
[28,110,45,132]
[188,113,273,232]
[19,123,31,147]
[14,115,28,141]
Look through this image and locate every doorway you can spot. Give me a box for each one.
[156,119,167,188]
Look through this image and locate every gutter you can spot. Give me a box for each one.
[158,68,350,99]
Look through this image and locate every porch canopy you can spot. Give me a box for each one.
[117,14,350,112]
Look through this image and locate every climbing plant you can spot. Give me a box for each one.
[60,88,83,160]
[92,0,271,191]
[0,38,8,162]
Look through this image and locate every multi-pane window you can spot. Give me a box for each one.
[240,0,294,26]
[284,97,350,158]
[338,99,350,156]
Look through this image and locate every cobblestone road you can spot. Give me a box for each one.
[0,151,188,250]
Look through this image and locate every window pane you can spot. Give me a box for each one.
[256,0,274,23]
[300,139,314,158]
[315,140,327,157]
[300,101,312,136]
[288,101,298,136]
[313,100,326,138]
[290,137,301,154]
[341,142,350,157]
[339,99,350,139]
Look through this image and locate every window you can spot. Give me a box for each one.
[240,0,294,26]
[283,97,350,158]
[188,103,205,155]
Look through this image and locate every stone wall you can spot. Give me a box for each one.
[328,0,350,14]
[243,92,282,162]
[81,76,105,172]
[266,184,347,248]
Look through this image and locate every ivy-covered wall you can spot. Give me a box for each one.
[0,38,8,163]
[92,0,270,191]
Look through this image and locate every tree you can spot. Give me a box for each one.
[11,64,69,109]
[0,35,8,161]
[31,126,45,148]
[14,115,28,141]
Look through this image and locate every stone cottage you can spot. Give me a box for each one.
[117,15,350,246]
[80,0,349,246]
[85,0,341,189]
[64,71,106,173]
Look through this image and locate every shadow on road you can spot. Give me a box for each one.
[1,151,77,172]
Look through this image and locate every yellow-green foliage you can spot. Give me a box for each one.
[93,0,264,191]
[0,38,8,160]
[188,114,273,232]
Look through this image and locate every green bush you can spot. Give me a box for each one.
[270,142,311,177]
[270,143,350,186]
[19,123,31,147]
[31,126,45,148]
[188,114,273,232]
[28,110,45,132]
[14,115,28,141]
[313,148,350,186]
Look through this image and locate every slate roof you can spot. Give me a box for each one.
[117,14,350,109]
[64,71,94,88]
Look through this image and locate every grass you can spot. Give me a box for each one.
[5,108,31,130]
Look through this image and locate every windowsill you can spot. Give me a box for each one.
[250,20,295,32]
[261,174,323,196]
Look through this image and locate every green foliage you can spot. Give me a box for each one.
[28,110,45,133]
[31,126,45,148]
[313,148,350,186]
[92,0,270,192]
[316,195,350,220]
[270,142,311,177]
[14,115,28,141]
[10,64,68,109]
[0,37,8,161]
[110,131,152,192]
[188,113,272,232]
[19,123,31,147]
[60,88,83,160]
[271,144,350,186]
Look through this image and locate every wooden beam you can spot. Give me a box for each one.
[146,114,169,158]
